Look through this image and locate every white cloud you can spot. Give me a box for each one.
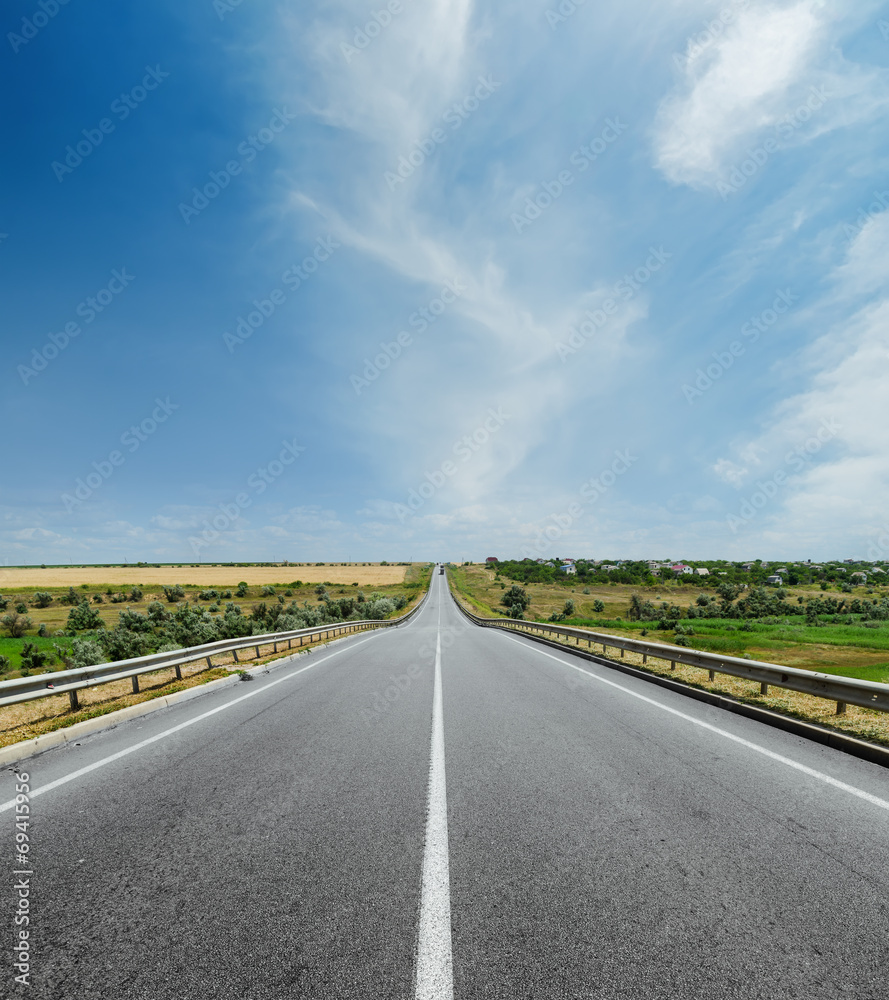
[652,1,889,190]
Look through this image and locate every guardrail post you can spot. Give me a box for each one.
[206,656,213,669]
[131,676,139,694]
[642,654,647,664]
[621,649,625,658]
[68,689,79,712]
[288,638,292,648]
[273,641,278,653]
[175,665,182,680]
[670,661,676,671]
[760,682,769,695]
[254,645,261,659]
[233,649,239,663]
[836,701,847,715]
[708,669,715,681]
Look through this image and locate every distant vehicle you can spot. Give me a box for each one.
[439,566,444,575]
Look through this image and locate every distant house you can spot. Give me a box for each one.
[671,564,693,575]
[695,568,710,576]
[562,558,575,564]
[485,557,498,564]
[851,572,867,583]
[560,564,576,575]
[602,564,619,572]
[871,566,885,574]
[766,575,783,585]
[775,567,788,575]
[741,563,755,572]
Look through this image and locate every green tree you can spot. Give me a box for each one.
[67,600,103,631]
[32,591,53,608]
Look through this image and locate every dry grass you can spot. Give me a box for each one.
[448,585,889,749]
[0,564,409,588]
[0,634,343,749]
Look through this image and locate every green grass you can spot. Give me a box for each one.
[0,636,70,675]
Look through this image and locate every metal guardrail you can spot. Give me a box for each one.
[450,590,889,716]
[0,586,430,712]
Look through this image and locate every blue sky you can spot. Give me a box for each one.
[3,0,889,565]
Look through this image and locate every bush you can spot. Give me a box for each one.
[0,655,9,672]
[199,589,219,601]
[37,624,48,637]
[32,591,53,608]
[15,603,28,615]
[236,582,248,597]
[563,599,575,618]
[501,585,530,615]
[67,600,103,631]
[582,588,591,595]
[129,587,144,602]
[93,593,104,603]
[2,612,32,638]
[20,642,50,672]
[98,629,151,663]
[61,587,80,606]
[163,585,185,603]
[62,638,105,670]
[592,600,605,613]
[0,596,7,612]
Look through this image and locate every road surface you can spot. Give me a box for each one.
[3,571,888,998]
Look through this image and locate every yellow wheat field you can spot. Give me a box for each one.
[0,564,408,588]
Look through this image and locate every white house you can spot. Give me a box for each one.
[560,564,576,575]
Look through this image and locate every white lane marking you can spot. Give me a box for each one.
[0,634,380,813]
[415,625,454,1000]
[501,632,889,813]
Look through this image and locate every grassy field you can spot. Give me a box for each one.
[0,564,429,674]
[0,563,408,588]
[448,564,889,682]
[448,565,889,748]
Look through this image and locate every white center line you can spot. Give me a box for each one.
[501,631,889,812]
[415,605,454,999]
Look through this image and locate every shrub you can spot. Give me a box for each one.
[67,600,103,631]
[163,585,185,603]
[20,642,50,672]
[37,624,48,637]
[0,655,9,672]
[32,591,53,608]
[62,638,105,670]
[563,599,575,618]
[15,603,28,615]
[93,593,104,603]
[582,588,591,595]
[0,596,7,612]
[98,629,151,662]
[2,612,32,638]
[501,585,530,613]
[110,593,128,604]
[236,582,248,597]
[592,600,605,613]
[198,589,219,601]
[60,587,80,606]
[129,587,144,602]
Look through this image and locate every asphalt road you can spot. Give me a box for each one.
[3,571,888,999]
